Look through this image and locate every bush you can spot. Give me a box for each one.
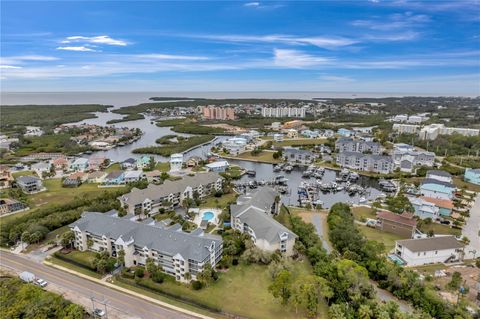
[121,268,135,279]
[135,268,145,278]
[151,270,165,283]
[191,280,203,290]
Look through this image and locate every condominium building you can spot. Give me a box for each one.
[118,172,223,215]
[202,106,235,120]
[335,137,382,155]
[70,211,223,282]
[419,124,479,140]
[230,187,297,256]
[392,144,435,173]
[261,107,305,118]
[392,123,420,134]
[336,152,394,174]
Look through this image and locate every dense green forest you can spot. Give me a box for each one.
[133,135,214,156]
[106,113,145,124]
[0,277,86,318]
[149,97,205,101]
[13,134,93,156]
[395,133,480,157]
[0,104,111,132]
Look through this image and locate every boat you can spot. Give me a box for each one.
[312,199,324,206]
[246,170,256,177]
[339,168,350,177]
[348,172,359,180]
[379,179,396,192]
[359,197,368,204]
[275,175,288,185]
[302,169,313,178]
[248,181,257,189]
[277,185,288,194]
[284,165,293,173]
[273,165,281,172]
[336,185,344,191]
[335,177,343,182]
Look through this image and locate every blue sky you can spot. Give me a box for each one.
[1,0,479,94]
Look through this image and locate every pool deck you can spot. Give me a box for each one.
[192,208,222,230]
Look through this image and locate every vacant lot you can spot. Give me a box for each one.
[235,150,281,163]
[351,206,377,221]
[358,225,405,252]
[273,138,327,147]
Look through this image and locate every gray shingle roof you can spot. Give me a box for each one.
[16,175,40,184]
[427,170,452,178]
[70,212,222,262]
[421,178,455,189]
[397,236,463,253]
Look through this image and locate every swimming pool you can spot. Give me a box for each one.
[388,254,406,266]
[202,211,215,221]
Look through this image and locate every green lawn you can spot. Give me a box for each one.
[118,261,326,319]
[12,170,37,178]
[453,176,480,193]
[351,206,377,221]
[357,225,405,252]
[105,163,121,172]
[418,223,462,236]
[273,138,327,147]
[47,256,102,279]
[58,250,97,267]
[235,150,281,164]
[200,193,238,209]
[155,162,170,172]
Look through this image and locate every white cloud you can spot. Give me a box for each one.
[244,2,260,7]
[243,2,284,9]
[61,35,127,46]
[319,75,355,82]
[198,34,357,49]
[273,49,332,68]
[0,55,59,65]
[56,46,97,52]
[134,53,209,60]
[353,12,430,31]
[0,65,23,69]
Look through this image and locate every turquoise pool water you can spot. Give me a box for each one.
[202,211,214,221]
[388,254,406,266]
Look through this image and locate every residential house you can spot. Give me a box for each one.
[408,197,440,220]
[87,171,107,184]
[24,126,44,137]
[0,198,28,215]
[394,236,464,266]
[300,130,320,139]
[136,156,152,170]
[31,162,51,178]
[170,154,183,172]
[335,138,381,154]
[420,179,455,200]
[124,170,145,183]
[88,157,107,171]
[283,148,316,165]
[118,172,223,215]
[63,172,88,187]
[145,170,162,184]
[426,170,453,183]
[273,133,284,142]
[121,158,137,170]
[336,152,394,174]
[0,165,14,189]
[230,187,297,256]
[420,196,453,217]
[70,211,223,282]
[205,160,229,172]
[16,175,44,193]
[464,168,480,185]
[337,128,353,137]
[376,210,417,238]
[322,129,335,138]
[52,157,69,171]
[104,171,125,185]
[186,156,202,168]
[286,129,298,139]
[70,158,89,172]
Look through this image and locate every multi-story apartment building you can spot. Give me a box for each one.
[70,211,223,282]
[261,107,305,118]
[392,123,420,134]
[336,152,394,174]
[392,144,435,173]
[118,172,223,215]
[419,123,479,140]
[230,187,297,256]
[202,106,235,120]
[335,137,382,155]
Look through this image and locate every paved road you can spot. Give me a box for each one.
[0,251,202,319]
[463,194,480,259]
[311,214,332,253]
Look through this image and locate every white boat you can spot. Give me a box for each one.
[359,197,368,204]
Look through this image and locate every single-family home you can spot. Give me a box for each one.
[16,175,44,193]
[376,210,417,238]
[121,158,137,170]
[420,179,455,200]
[230,187,297,256]
[186,156,202,168]
[337,128,353,137]
[301,130,319,139]
[408,197,440,220]
[70,158,89,172]
[464,168,480,185]
[124,170,145,183]
[286,129,298,139]
[322,129,335,138]
[52,157,69,171]
[145,170,162,183]
[88,157,107,171]
[426,170,453,184]
[283,148,316,165]
[87,171,107,184]
[31,162,51,177]
[420,196,453,217]
[394,236,464,266]
[24,126,44,137]
[205,160,229,172]
[63,172,88,187]
[0,165,14,189]
[170,154,183,172]
[104,171,125,185]
[136,156,152,170]
[273,133,284,142]
[70,211,223,282]
[0,198,27,215]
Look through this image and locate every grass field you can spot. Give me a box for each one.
[235,150,281,164]
[453,176,480,193]
[118,262,326,319]
[155,162,170,172]
[417,222,462,236]
[351,206,377,221]
[200,192,238,209]
[273,138,327,147]
[48,256,102,279]
[357,225,405,252]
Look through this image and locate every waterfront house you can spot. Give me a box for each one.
[376,210,417,238]
[70,158,89,172]
[394,236,464,266]
[222,137,247,155]
[16,175,43,194]
[420,179,455,200]
[336,152,394,174]
[0,165,14,189]
[426,170,453,183]
[124,170,145,183]
[464,168,480,185]
[121,158,137,170]
[118,172,223,215]
[186,156,202,168]
[52,157,69,171]
[230,187,297,256]
[205,160,229,172]
[70,211,223,282]
[170,153,183,172]
[104,171,125,185]
[88,157,107,171]
[87,171,107,184]
[145,170,162,183]
[136,156,152,170]
[283,147,316,165]
[0,198,27,215]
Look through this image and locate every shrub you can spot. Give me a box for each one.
[151,270,165,283]
[191,280,203,290]
[135,268,145,278]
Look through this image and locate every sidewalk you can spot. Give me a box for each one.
[44,260,215,319]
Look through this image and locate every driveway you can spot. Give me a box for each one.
[463,194,480,259]
[311,213,332,253]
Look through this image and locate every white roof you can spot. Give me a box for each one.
[124,170,143,178]
[73,158,89,165]
[206,160,229,168]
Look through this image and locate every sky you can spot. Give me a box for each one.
[1,0,480,95]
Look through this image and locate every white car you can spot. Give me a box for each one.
[93,309,105,317]
[35,278,48,287]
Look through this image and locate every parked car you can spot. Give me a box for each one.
[35,278,48,288]
[93,308,105,318]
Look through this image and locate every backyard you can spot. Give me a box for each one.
[357,225,405,252]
